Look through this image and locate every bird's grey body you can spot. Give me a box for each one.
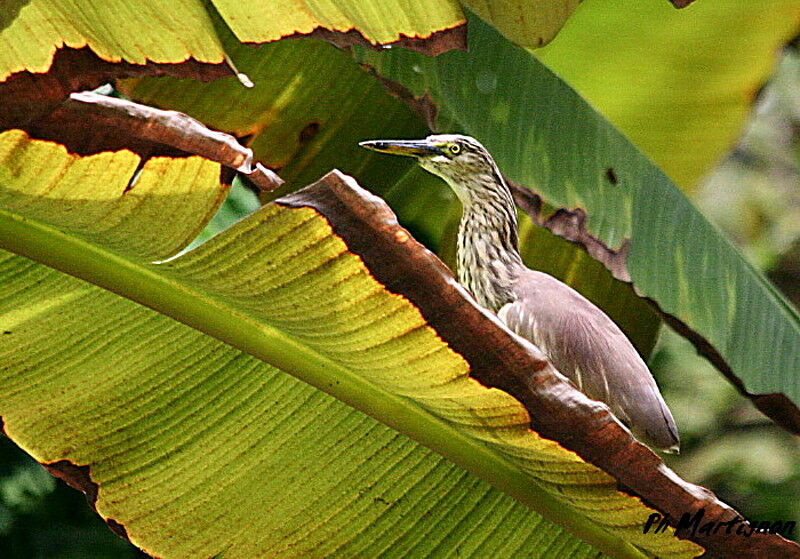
[360,134,679,452]
[499,270,678,450]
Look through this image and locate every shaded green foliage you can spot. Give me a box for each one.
[0,438,145,558]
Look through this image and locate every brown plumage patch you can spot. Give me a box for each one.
[358,28,800,441]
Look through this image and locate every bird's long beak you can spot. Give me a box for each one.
[359,139,443,158]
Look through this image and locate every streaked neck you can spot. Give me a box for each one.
[452,175,524,312]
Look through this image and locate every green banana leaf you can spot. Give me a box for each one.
[537,0,800,190]
[120,25,662,358]
[6,96,793,557]
[458,0,580,48]
[0,0,224,78]
[210,0,466,52]
[1,3,798,557]
[0,0,459,85]
[0,0,462,131]
[356,13,800,436]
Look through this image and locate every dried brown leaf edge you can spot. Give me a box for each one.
[278,170,800,559]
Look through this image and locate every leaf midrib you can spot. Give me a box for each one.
[0,207,648,559]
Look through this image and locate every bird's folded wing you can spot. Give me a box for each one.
[498,270,679,451]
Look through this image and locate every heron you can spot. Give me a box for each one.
[360,134,679,452]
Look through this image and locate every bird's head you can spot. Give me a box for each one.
[360,134,504,205]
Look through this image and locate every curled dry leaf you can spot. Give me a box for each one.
[0,47,233,131]
[64,93,283,191]
[15,91,283,192]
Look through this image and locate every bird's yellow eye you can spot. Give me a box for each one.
[448,144,461,155]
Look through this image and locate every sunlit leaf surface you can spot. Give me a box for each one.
[537,0,800,190]
[358,14,800,432]
[0,128,711,557]
[0,0,225,79]
[461,0,580,47]
[212,0,465,52]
